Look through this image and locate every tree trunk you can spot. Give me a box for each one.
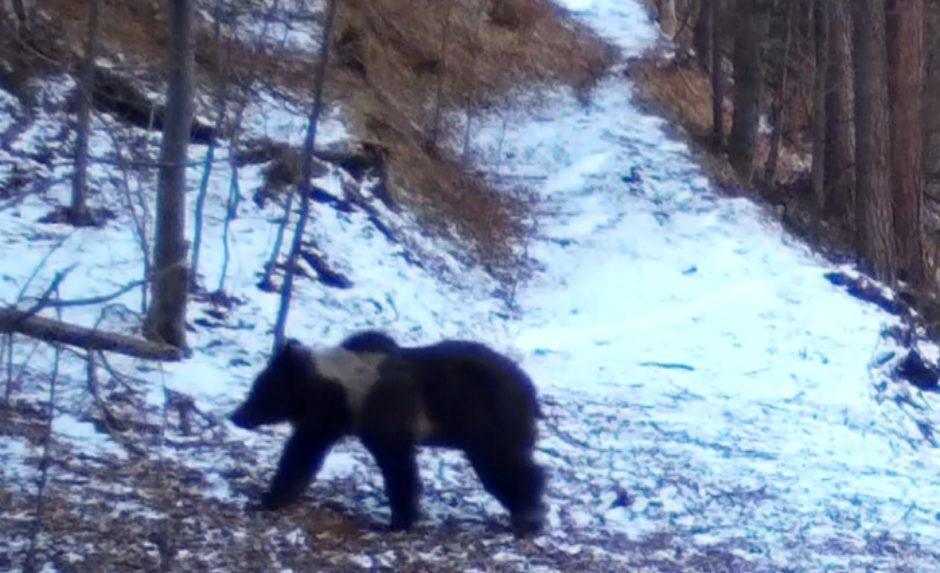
[764,0,794,186]
[811,0,829,210]
[693,0,712,71]
[824,0,855,226]
[271,0,340,352]
[926,0,940,275]
[887,0,929,286]
[190,0,227,291]
[853,0,896,281]
[710,0,723,145]
[659,0,678,38]
[426,4,453,148]
[9,0,28,25]
[70,0,100,225]
[144,0,194,348]
[729,0,765,178]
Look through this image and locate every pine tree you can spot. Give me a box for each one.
[729,0,767,177]
[810,0,829,210]
[887,0,929,286]
[823,0,855,226]
[852,0,895,281]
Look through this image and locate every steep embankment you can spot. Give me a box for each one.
[1,0,613,278]
[1,0,939,571]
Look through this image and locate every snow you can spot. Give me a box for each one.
[472,0,939,565]
[0,438,38,484]
[241,91,350,149]
[53,413,128,459]
[1,0,939,569]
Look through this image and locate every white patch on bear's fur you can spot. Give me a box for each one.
[311,347,385,415]
[312,344,438,439]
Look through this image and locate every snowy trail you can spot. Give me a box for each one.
[468,0,940,568]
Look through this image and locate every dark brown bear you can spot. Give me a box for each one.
[229,331,546,535]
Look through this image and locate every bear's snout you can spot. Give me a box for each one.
[229,407,257,429]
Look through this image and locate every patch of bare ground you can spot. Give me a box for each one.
[1,0,617,284]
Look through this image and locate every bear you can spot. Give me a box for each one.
[229,331,546,535]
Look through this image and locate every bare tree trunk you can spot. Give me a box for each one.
[145,0,194,348]
[887,0,929,286]
[218,143,242,293]
[70,0,100,225]
[693,0,712,71]
[824,0,855,226]
[462,2,487,161]
[190,0,226,291]
[811,0,829,210]
[710,0,723,145]
[853,0,896,281]
[426,3,453,149]
[259,191,295,291]
[764,0,794,186]
[271,0,340,352]
[9,0,28,27]
[926,0,940,224]
[190,145,215,291]
[659,0,678,38]
[729,0,766,177]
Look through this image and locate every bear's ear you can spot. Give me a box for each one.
[285,338,305,353]
[273,338,306,364]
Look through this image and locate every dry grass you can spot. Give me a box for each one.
[5,0,616,281]
[630,54,814,192]
[328,0,616,275]
[630,57,719,138]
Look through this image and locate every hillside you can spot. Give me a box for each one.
[1,0,613,280]
[2,0,940,571]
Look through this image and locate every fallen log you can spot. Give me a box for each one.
[0,307,183,361]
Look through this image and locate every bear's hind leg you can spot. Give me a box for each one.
[468,448,546,536]
[363,439,421,530]
[262,431,334,510]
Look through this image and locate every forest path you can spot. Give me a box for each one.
[475,0,940,569]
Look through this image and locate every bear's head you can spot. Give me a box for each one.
[229,339,314,429]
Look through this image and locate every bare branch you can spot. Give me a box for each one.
[14,232,75,304]
[86,351,146,457]
[0,308,183,361]
[45,279,147,309]
[17,264,78,320]
[272,0,341,351]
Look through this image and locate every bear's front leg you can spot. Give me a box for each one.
[260,431,334,510]
[362,438,420,530]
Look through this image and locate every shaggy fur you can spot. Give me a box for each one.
[229,331,545,535]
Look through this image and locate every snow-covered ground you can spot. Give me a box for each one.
[2,0,939,570]
[494,0,940,567]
